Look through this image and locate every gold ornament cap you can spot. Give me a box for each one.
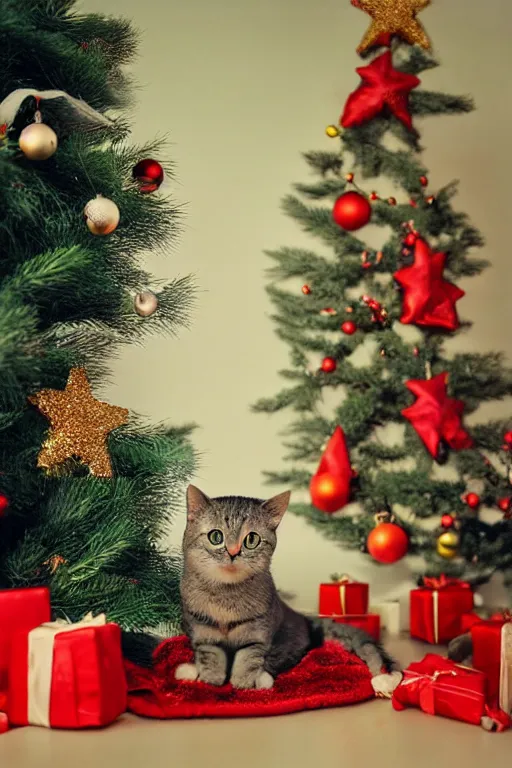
[325,124,340,138]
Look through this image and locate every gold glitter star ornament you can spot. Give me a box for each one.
[351,0,431,55]
[29,367,129,478]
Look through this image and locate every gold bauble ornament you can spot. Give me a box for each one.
[436,530,460,559]
[325,124,340,138]
[19,123,58,160]
[84,194,120,236]
[352,0,431,55]
[134,290,158,317]
[29,367,129,478]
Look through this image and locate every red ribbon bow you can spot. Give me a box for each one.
[422,574,470,591]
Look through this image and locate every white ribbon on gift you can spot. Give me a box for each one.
[500,622,512,715]
[28,612,106,728]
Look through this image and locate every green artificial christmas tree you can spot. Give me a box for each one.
[254,3,512,593]
[0,1,195,631]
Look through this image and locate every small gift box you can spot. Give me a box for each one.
[8,613,127,729]
[460,612,485,633]
[0,587,51,692]
[471,613,512,716]
[370,600,401,636]
[319,575,369,616]
[322,613,380,641]
[410,575,474,644]
[392,653,487,726]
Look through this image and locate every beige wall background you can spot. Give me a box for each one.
[83,0,512,617]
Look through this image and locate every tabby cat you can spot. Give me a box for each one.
[176,486,402,696]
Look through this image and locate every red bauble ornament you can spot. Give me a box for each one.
[332,192,372,232]
[503,430,512,446]
[420,175,428,187]
[367,523,409,564]
[320,357,337,373]
[393,238,465,331]
[404,233,417,247]
[497,497,511,512]
[402,372,474,461]
[302,284,311,295]
[310,426,352,513]
[341,321,357,335]
[441,514,455,528]
[132,158,164,194]
[340,51,420,131]
[0,494,8,515]
[465,493,481,509]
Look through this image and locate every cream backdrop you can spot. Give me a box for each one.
[82,0,512,617]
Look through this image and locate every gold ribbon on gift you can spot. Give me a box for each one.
[500,622,512,715]
[28,613,106,728]
[331,574,354,615]
[433,590,439,644]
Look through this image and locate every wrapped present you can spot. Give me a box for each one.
[392,653,487,726]
[8,613,127,729]
[370,600,401,636]
[460,612,485,633]
[410,575,474,644]
[471,614,512,716]
[319,575,369,616]
[0,587,51,692]
[320,613,380,641]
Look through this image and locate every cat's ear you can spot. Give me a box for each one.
[261,490,291,529]
[186,484,211,522]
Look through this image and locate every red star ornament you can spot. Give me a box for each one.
[402,372,474,460]
[341,51,420,131]
[393,238,464,331]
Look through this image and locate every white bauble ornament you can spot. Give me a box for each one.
[134,291,158,317]
[19,123,58,160]
[84,195,120,236]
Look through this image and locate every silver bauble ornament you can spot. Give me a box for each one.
[134,291,158,317]
[19,123,58,160]
[84,195,120,236]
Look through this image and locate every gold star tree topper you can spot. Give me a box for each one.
[352,0,431,55]
[29,367,129,478]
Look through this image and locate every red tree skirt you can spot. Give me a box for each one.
[125,636,374,719]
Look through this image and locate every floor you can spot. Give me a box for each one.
[1,636,510,768]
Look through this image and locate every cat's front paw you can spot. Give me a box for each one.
[175,663,199,682]
[230,669,273,690]
[371,670,403,699]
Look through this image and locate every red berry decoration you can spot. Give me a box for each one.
[420,175,428,187]
[465,493,481,509]
[320,357,337,373]
[441,514,455,528]
[388,197,397,206]
[302,284,311,295]
[132,158,164,194]
[332,192,372,231]
[504,430,512,446]
[404,233,417,247]
[369,191,379,201]
[0,494,8,515]
[341,321,357,335]
[367,523,409,564]
[498,497,511,512]
[345,172,354,183]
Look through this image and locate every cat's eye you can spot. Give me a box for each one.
[207,529,224,546]
[244,532,261,550]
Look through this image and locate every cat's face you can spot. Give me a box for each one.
[183,486,290,584]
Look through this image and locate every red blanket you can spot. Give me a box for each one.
[125,636,374,719]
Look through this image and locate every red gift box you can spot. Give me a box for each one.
[8,613,127,729]
[0,587,51,693]
[410,576,474,644]
[320,613,380,641]
[319,576,369,616]
[392,653,487,726]
[471,616,512,715]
